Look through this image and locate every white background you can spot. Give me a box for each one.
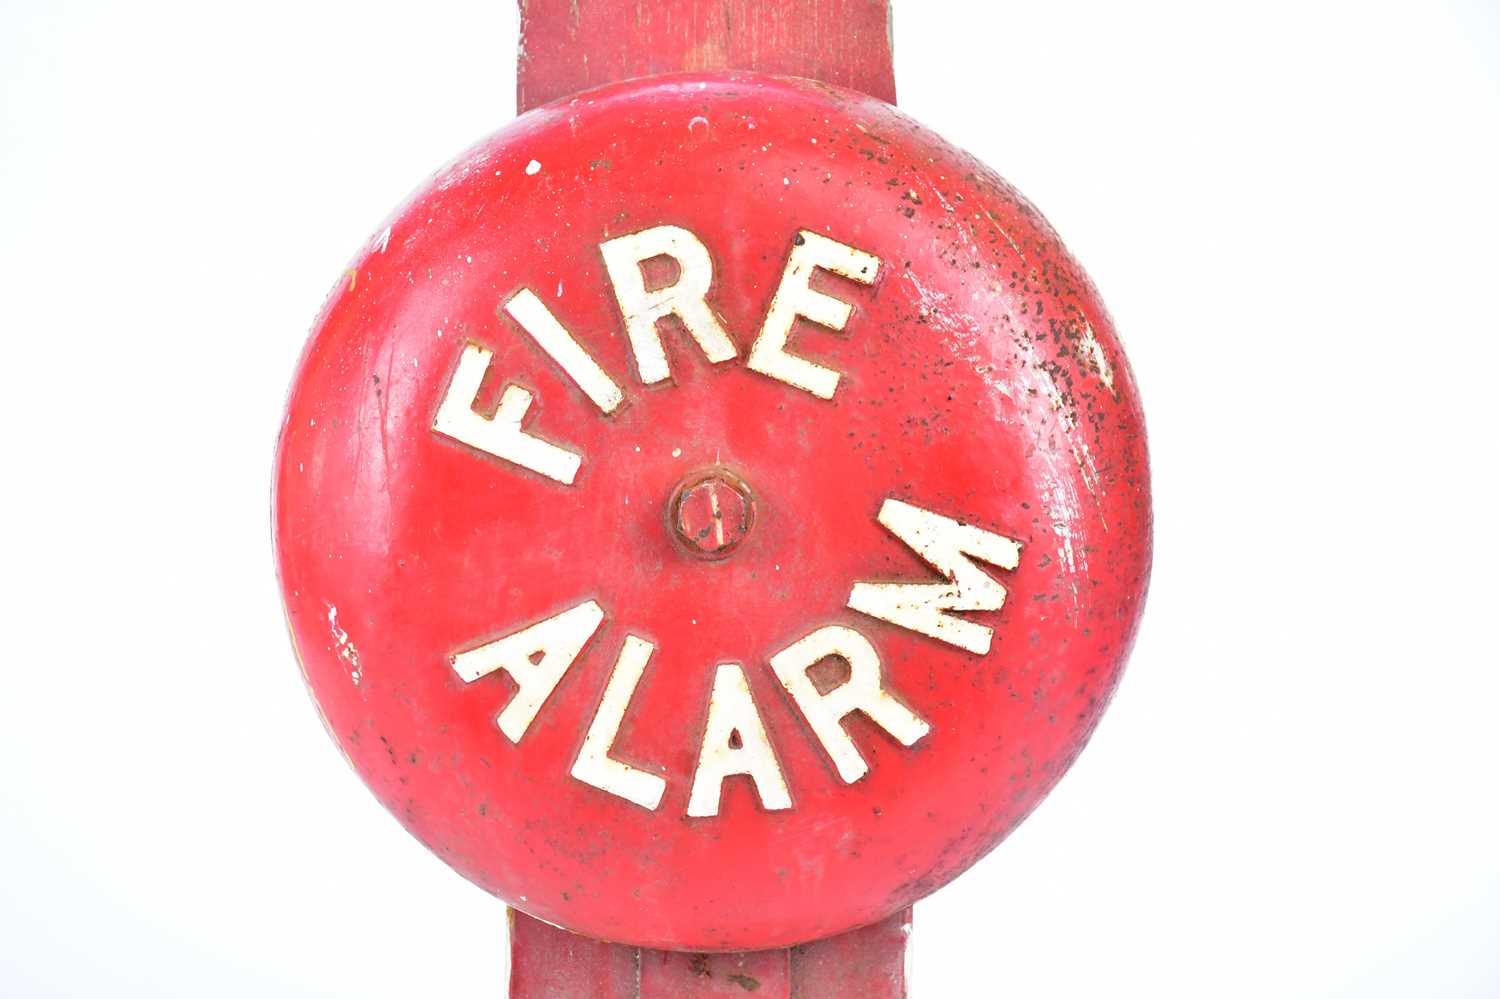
[2,1,1498,995]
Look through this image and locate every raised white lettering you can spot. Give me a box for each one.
[451,600,604,742]
[687,663,792,816]
[600,225,737,384]
[570,635,667,810]
[847,499,1022,654]
[432,342,583,484]
[504,289,625,414]
[746,230,879,399]
[770,625,929,783]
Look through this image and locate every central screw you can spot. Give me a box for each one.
[669,468,755,560]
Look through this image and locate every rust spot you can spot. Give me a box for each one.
[807,655,852,695]
[668,467,756,560]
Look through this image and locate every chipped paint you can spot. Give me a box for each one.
[326,604,362,687]
[1077,312,1116,394]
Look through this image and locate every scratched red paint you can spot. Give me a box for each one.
[274,72,1152,952]
[672,469,755,559]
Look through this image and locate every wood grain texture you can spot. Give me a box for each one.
[510,909,910,997]
[509,909,639,998]
[517,0,896,111]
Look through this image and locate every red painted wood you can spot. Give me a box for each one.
[509,5,906,992]
[792,908,909,996]
[641,946,791,998]
[516,0,896,112]
[508,910,638,999]
[507,908,911,997]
